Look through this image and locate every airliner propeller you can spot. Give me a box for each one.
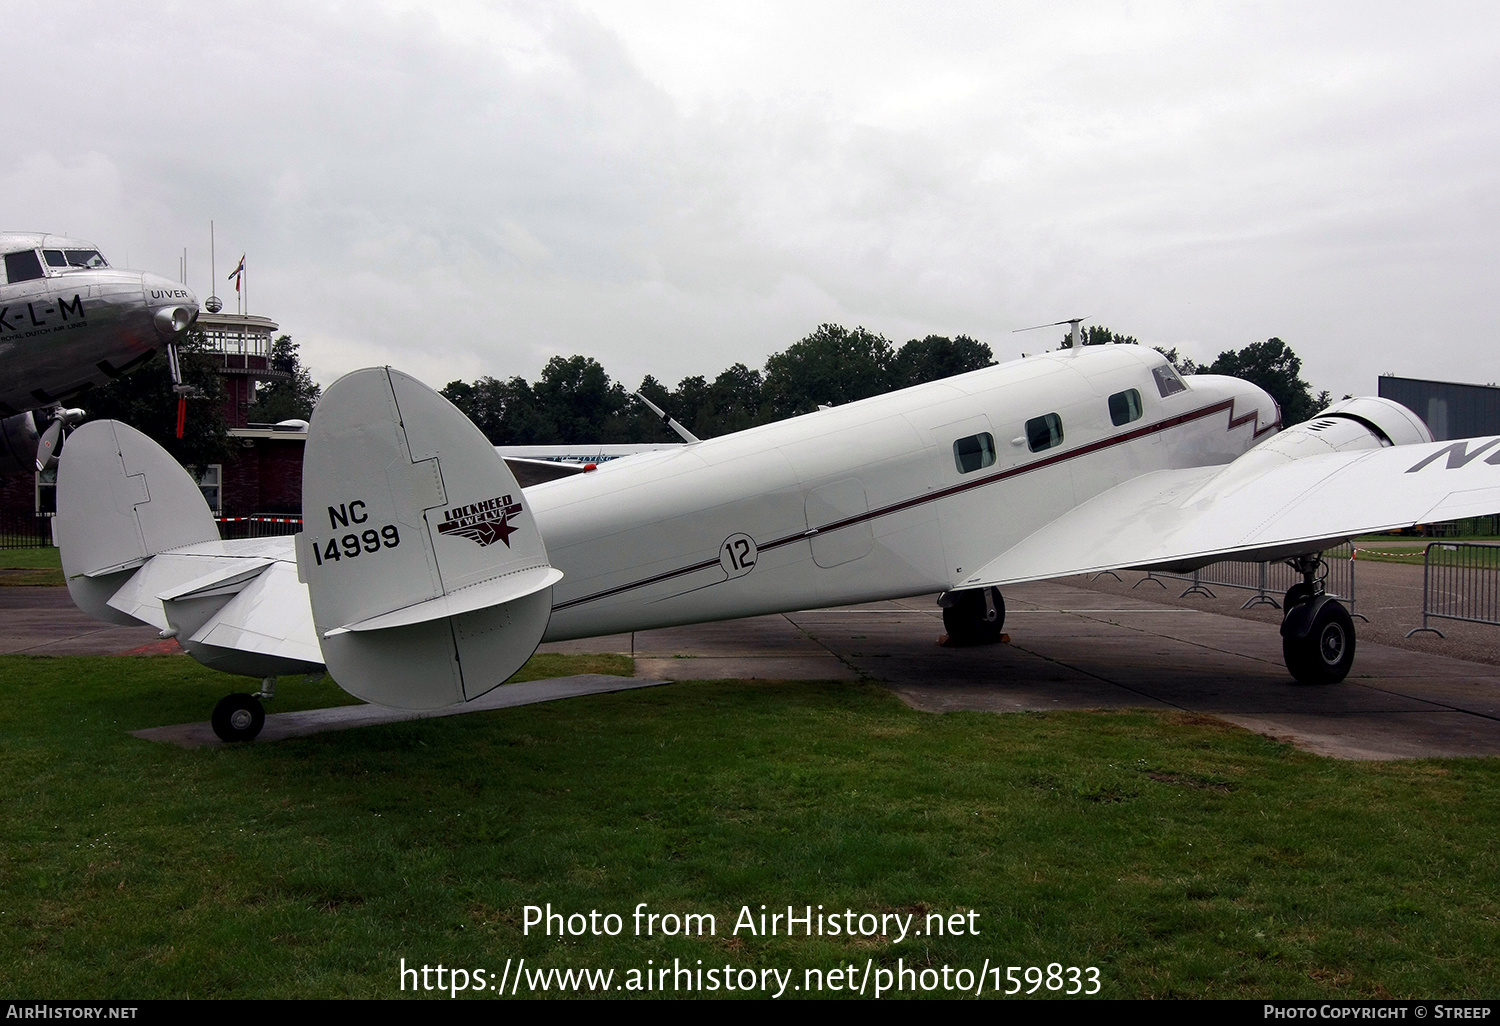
[35,408,86,472]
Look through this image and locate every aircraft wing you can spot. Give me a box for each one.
[960,435,1500,589]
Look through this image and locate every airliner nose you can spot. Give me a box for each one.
[143,273,199,339]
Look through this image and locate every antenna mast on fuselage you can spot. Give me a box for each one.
[1013,317,1088,353]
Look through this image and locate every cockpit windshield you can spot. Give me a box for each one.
[42,249,108,269]
[1152,363,1188,398]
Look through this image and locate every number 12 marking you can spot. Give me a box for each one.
[720,533,757,579]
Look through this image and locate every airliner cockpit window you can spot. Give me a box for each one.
[953,432,996,474]
[65,250,107,268]
[43,250,68,267]
[1152,364,1187,398]
[3,250,45,283]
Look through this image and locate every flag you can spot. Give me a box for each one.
[228,255,245,292]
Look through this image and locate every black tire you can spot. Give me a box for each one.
[942,587,1006,645]
[212,693,265,742]
[1282,600,1356,684]
[1283,582,1315,610]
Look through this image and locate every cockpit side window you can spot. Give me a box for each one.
[4,250,45,283]
[43,250,68,268]
[1152,364,1187,398]
[64,250,107,268]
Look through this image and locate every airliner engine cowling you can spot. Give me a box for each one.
[0,413,39,475]
[1317,396,1434,447]
[1184,397,1431,506]
[297,367,562,710]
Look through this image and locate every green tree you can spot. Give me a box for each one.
[890,334,994,388]
[248,335,321,423]
[1202,338,1329,426]
[762,324,895,418]
[1056,325,1139,349]
[1153,346,1198,375]
[667,363,767,438]
[441,375,550,444]
[80,329,233,474]
[531,355,630,444]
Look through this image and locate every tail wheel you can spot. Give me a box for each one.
[212,693,266,742]
[942,587,1006,645]
[1283,600,1356,684]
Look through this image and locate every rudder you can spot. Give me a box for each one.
[296,367,562,709]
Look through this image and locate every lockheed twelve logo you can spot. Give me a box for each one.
[436,493,523,548]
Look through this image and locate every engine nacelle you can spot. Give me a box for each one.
[1316,396,1434,447]
[0,412,39,474]
[1189,396,1431,503]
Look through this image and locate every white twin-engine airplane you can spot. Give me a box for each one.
[55,337,1500,742]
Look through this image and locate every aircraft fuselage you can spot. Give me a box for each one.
[528,345,1280,640]
[0,232,197,416]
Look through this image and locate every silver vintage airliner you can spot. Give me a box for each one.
[53,334,1500,740]
[0,231,197,471]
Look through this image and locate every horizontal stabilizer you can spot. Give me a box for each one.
[157,558,276,601]
[107,553,253,631]
[180,561,324,676]
[298,367,561,709]
[328,565,564,635]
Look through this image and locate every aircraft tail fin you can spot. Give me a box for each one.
[55,420,221,624]
[296,367,561,710]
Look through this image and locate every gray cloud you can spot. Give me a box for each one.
[4,0,1498,400]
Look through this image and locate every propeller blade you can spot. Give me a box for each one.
[35,418,63,472]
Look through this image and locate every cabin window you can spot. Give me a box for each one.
[1109,388,1143,426]
[953,432,996,473]
[1152,364,1187,398]
[1026,413,1064,452]
[4,250,45,283]
[43,250,68,267]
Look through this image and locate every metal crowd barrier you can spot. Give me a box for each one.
[1406,541,1500,638]
[216,515,303,540]
[1130,543,1360,619]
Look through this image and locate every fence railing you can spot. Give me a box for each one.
[1407,541,1500,638]
[0,512,302,549]
[1129,543,1360,618]
[216,516,302,540]
[0,511,53,548]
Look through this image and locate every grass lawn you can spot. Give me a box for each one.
[0,547,63,586]
[1,652,1497,999]
[1352,536,1500,566]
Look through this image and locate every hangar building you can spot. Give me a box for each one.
[1378,375,1500,441]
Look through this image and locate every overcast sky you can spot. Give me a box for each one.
[6,1,1498,401]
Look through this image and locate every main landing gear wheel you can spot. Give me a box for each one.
[941,587,1006,645]
[211,693,265,743]
[1282,599,1356,685]
[1283,582,1315,610]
